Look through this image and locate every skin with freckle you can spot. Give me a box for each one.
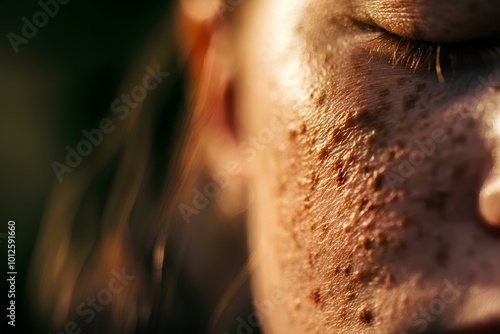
[186,0,500,333]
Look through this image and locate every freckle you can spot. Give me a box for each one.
[335,161,346,185]
[310,288,322,305]
[346,291,357,301]
[373,173,384,191]
[347,108,387,135]
[467,248,475,257]
[355,269,375,283]
[362,165,371,173]
[379,88,390,98]
[359,307,374,325]
[397,77,412,85]
[308,252,315,267]
[299,123,307,134]
[331,128,345,143]
[343,224,353,233]
[316,92,326,107]
[339,306,348,320]
[288,126,298,140]
[415,82,427,93]
[324,51,333,63]
[321,224,329,236]
[343,263,352,275]
[403,94,418,111]
[318,145,331,161]
[359,235,374,250]
[309,171,319,190]
[303,200,311,210]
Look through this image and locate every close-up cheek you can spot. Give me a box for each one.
[290,84,467,331]
[292,58,500,331]
[241,2,500,329]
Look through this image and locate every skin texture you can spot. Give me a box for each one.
[186,0,500,333]
[353,0,500,42]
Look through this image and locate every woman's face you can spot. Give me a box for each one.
[230,0,500,333]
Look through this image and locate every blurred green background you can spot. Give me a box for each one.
[0,1,171,332]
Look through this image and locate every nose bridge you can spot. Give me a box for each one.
[477,73,500,145]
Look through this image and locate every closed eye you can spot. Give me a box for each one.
[359,22,500,79]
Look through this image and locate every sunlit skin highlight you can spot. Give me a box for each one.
[187,0,500,332]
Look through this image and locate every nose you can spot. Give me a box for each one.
[479,165,500,228]
[479,112,500,229]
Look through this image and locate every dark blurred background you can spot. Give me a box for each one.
[0,1,173,332]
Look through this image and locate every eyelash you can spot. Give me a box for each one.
[369,32,437,71]
[366,27,500,76]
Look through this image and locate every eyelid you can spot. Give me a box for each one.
[359,0,500,43]
[358,22,500,74]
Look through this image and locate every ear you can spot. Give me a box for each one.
[177,1,249,214]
